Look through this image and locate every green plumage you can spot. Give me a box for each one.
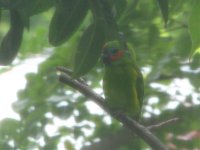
[101,41,144,120]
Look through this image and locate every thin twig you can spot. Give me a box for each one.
[58,69,169,150]
[147,117,181,130]
[56,66,88,86]
[56,66,73,75]
[58,73,106,109]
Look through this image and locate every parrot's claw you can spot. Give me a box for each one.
[110,109,124,118]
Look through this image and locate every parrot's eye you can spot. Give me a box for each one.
[110,48,118,54]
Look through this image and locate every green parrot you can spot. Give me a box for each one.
[101,40,144,120]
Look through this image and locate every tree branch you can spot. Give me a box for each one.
[82,128,133,150]
[57,67,169,150]
[81,117,181,150]
[147,117,181,130]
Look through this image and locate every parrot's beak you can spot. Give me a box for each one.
[101,54,111,65]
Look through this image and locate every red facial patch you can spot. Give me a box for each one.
[110,50,124,61]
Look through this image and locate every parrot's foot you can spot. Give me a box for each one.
[110,109,124,118]
[110,109,140,121]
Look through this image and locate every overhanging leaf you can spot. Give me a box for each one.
[156,0,169,26]
[49,0,89,46]
[0,0,55,16]
[189,0,200,56]
[73,22,105,78]
[0,10,24,65]
[89,0,118,41]
[101,0,119,41]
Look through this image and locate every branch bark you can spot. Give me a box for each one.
[57,67,169,150]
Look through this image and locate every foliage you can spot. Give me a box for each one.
[0,0,200,150]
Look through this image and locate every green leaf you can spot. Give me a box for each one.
[43,135,61,150]
[73,22,105,77]
[22,0,55,16]
[17,10,30,29]
[156,0,169,26]
[0,0,55,16]
[89,0,118,41]
[49,0,89,46]
[101,0,119,41]
[0,118,20,137]
[0,10,24,65]
[189,0,200,55]
[174,31,192,58]
[64,140,75,150]
[0,9,1,21]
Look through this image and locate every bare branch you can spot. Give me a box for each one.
[147,117,181,130]
[57,66,88,85]
[58,68,169,150]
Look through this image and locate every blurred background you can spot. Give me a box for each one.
[0,0,200,150]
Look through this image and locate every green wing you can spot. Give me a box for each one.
[136,68,144,108]
[130,64,144,119]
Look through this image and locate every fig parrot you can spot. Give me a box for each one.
[101,41,144,120]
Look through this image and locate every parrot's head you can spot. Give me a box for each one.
[101,41,131,66]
